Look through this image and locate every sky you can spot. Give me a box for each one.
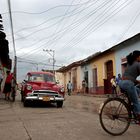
[0,0,140,81]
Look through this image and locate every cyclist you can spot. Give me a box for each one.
[119,50,140,121]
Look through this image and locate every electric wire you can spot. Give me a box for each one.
[15,0,100,52]
[60,0,133,49]
[117,9,140,43]
[18,0,113,58]
[8,0,135,66]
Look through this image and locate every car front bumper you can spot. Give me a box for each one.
[25,96,64,101]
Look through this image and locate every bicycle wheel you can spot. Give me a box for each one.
[99,98,131,136]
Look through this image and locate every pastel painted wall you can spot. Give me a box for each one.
[115,41,140,76]
[90,52,115,87]
[55,72,64,86]
[58,66,82,93]
[76,66,82,92]
[81,64,91,88]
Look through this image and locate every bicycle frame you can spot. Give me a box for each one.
[118,92,139,123]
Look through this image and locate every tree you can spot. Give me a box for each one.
[0,14,4,31]
[0,14,11,69]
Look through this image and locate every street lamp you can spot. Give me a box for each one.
[43,49,55,74]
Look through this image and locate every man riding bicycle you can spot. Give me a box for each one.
[118,50,140,121]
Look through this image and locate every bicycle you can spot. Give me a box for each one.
[99,89,140,136]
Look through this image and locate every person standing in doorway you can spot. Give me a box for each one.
[67,81,73,96]
[110,76,117,96]
[82,79,87,94]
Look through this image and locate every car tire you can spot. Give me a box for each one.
[20,91,24,102]
[21,95,24,102]
[57,101,63,108]
[23,100,29,107]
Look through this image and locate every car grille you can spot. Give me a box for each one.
[32,90,60,97]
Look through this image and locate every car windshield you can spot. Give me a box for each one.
[44,74,56,82]
[28,73,55,82]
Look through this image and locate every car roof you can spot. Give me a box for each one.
[27,71,54,76]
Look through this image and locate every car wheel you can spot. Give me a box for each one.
[21,95,24,102]
[23,100,29,107]
[20,91,24,102]
[57,101,63,108]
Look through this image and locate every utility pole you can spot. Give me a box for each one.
[43,49,55,74]
[7,0,17,79]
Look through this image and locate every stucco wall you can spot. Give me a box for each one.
[81,64,91,88]
[115,41,140,76]
[90,52,115,87]
[55,72,64,86]
[76,66,82,92]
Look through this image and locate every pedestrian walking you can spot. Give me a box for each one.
[110,76,117,96]
[3,70,13,100]
[67,81,73,96]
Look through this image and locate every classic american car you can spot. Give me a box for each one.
[21,71,65,107]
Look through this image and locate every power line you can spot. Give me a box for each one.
[17,0,112,58]
[1,1,95,15]
[15,0,100,54]
[60,0,133,49]
[7,0,134,64]
[17,57,62,67]
[117,9,140,42]
[11,0,97,42]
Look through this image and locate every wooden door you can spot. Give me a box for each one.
[104,60,113,94]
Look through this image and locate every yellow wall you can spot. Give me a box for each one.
[57,52,116,93]
[90,52,116,87]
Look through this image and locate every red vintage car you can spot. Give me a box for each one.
[21,71,65,107]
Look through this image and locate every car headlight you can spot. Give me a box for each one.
[60,87,64,92]
[26,85,32,90]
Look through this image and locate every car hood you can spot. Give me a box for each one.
[29,81,60,91]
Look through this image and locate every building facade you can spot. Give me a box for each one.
[57,33,140,95]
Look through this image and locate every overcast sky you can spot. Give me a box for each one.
[0,0,140,81]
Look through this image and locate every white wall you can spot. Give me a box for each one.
[115,41,140,76]
[81,64,92,89]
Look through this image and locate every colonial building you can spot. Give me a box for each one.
[57,33,140,95]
